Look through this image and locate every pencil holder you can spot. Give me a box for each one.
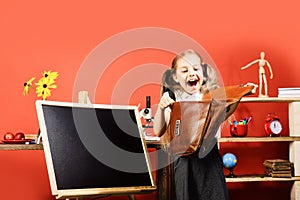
[230,124,248,137]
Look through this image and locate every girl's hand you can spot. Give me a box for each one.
[245,82,258,94]
[158,95,175,109]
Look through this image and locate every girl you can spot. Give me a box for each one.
[153,49,228,200]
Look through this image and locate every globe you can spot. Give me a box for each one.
[223,153,237,168]
[222,153,237,177]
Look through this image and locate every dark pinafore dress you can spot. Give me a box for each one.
[173,144,228,200]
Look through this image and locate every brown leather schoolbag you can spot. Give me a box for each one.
[163,84,254,156]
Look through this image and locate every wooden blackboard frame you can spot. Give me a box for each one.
[35,100,156,199]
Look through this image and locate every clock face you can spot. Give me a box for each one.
[270,120,282,134]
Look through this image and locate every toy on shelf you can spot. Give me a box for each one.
[241,52,273,97]
[139,96,152,125]
[223,153,238,178]
[139,96,157,139]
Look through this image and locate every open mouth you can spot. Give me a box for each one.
[187,79,198,87]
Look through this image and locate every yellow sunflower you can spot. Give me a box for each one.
[23,77,36,95]
[35,77,57,100]
[42,70,59,80]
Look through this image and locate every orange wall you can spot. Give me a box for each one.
[1,0,300,199]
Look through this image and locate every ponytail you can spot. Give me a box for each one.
[160,69,179,96]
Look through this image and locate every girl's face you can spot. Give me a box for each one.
[173,53,204,94]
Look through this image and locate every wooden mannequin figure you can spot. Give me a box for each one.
[241,51,273,97]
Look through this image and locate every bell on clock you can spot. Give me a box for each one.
[264,113,282,137]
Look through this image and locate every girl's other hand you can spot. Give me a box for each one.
[245,82,258,94]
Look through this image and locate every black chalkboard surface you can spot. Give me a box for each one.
[36,100,155,199]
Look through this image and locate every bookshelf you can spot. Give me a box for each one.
[220,97,300,199]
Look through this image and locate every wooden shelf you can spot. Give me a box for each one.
[0,144,43,150]
[241,97,300,103]
[1,137,298,150]
[0,142,160,150]
[226,175,300,182]
[219,136,300,143]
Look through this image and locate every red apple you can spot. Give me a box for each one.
[14,132,25,140]
[4,132,15,140]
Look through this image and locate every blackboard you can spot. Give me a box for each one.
[36,100,155,199]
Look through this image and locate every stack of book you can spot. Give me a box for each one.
[278,87,300,97]
[263,159,293,178]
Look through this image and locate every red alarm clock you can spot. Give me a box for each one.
[264,113,282,137]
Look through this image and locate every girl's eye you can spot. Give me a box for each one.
[194,67,201,71]
[180,68,188,73]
